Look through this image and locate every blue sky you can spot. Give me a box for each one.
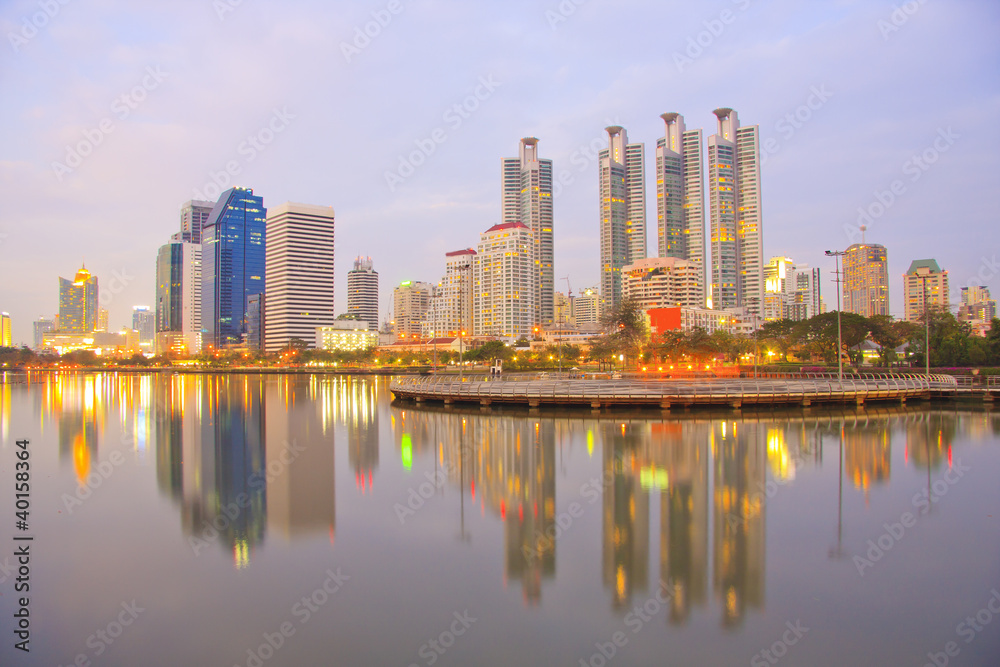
[1,0,998,344]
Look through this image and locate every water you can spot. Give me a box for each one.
[0,372,998,667]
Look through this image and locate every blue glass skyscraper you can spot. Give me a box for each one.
[201,187,266,349]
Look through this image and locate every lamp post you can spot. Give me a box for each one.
[825,250,845,381]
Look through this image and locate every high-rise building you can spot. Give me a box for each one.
[502,138,554,327]
[393,281,434,341]
[201,187,266,349]
[958,286,997,324]
[173,200,215,244]
[347,256,379,325]
[155,241,202,354]
[623,257,702,311]
[763,257,821,321]
[574,287,601,326]
[1,312,11,347]
[599,126,646,311]
[132,306,154,345]
[33,318,54,350]
[58,264,99,333]
[902,259,949,323]
[843,243,889,318]
[656,113,706,305]
[263,202,336,352]
[708,109,763,317]
[96,308,109,332]
[473,222,534,339]
[426,249,475,337]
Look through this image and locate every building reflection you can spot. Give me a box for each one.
[53,374,103,485]
[843,419,891,496]
[602,422,649,610]
[906,412,956,471]
[339,376,379,494]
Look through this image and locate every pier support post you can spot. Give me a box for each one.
[855,397,865,406]
[730,400,742,409]
[659,400,671,412]
[590,401,601,410]
[801,398,811,407]
[480,399,492,407]
[528,399,540,408]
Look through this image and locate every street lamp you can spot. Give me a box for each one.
[825,250,846,381]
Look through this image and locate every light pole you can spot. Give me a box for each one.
[825,250,845,381]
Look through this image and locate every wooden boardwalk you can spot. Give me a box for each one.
[390,373,989,410]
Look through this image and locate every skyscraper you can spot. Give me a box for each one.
[426,249,475,337]
[201,187,266,349]
[656,113,706,304]
[132,306,154,345]
[263,202,336,352]
[155,240,202,354]
[32,318,54,350]
[902,259,949,323]
[502,138,554,327]
[1,312,11,347]
[347,256,379,326]
[58,264,99,333]
[708,109,763,317]
[599,126,646,311]
[843,243,889,317]
[174,200,215,244]
[473,222,534,339]
[393,281,434,341]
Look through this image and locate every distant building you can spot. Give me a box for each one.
[316,321,378,352]
[902,259,949,323]
[623,256,701,311]
[173,200,215,244]
[58,264,99,333]
[33,318,54,350]
[473,222,534,340]
[347,256,379,325]
[1,312,11,347]
[392,281,434,341]
[201,187,266,350]
[503,138,553,327]
[763,256,821,321]
[263,202,336,352]
[155,241,202,355]
[843,243,889,317]
[646,306,754,336]
[958,286,996,337]
[574,287,601,326]
[43,329,140,357]
[132,306,154,346]
[554,291,573,326]
[599,126,646,310]
[425,249,475,338]
[246,294,264,350]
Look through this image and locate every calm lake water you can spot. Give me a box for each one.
[0,372,998,667]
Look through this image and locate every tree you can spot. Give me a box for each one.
[869,315,918,367]
[601,297,649,365]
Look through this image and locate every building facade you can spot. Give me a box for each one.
[425,248,475,338]
[33,318,54,350]
[1,312,10,347]
[132,306,154,347]
[502,138,554,327]
[155,241,202,354]
[58,264,99,333]
[316,321,379,352]
[623,257,702,311]
[708,109,763,317]
[473,222,534,339]
[173,200,215,244]
[656,113,706,304]
[393,281,434,341]
[902,259,949,323]
[599,126,646,311]
[763,256,821,321]
[574,287,601,326]
[347,256,379,326]
[842,243,889,318]
[201,187,266,349]
[263,202,336,352]
[958,286,996,327]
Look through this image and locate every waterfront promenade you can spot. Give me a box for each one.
[390,373,996,410]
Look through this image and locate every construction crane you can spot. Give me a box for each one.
[562,276,573,299]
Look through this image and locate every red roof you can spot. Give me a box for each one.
[485,222,529,233]
[446,248,477,257]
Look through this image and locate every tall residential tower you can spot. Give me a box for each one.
[346,257,379,325]
[599,126,646,311]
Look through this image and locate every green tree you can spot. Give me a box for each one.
[601,297,649,365]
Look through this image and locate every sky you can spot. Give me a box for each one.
[1,0,998,345]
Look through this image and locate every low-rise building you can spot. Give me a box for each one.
[316,321,379,352]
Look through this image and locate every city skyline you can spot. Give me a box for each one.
[1,1,997,344]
